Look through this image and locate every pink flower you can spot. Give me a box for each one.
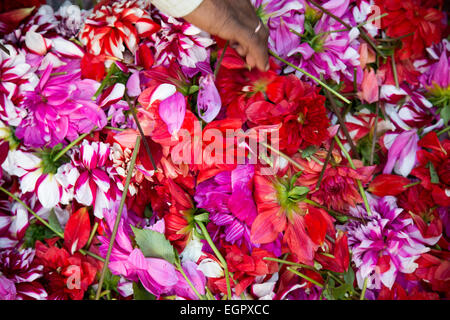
[383,129,419,177]
[153,84,186,137]
[197,73,221,123]
[357,69,379,104]
[345,196,429,290]
[15,64,107,148]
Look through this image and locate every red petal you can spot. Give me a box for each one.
[64,207,91,254]
[368,174,411,196]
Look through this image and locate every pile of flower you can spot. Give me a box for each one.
[0,0,448,300]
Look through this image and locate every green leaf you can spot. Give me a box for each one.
[427,162,440,184]
[131,226,176,264]
[301,145,317,159]
[194,212,210,223]
[23,221,57,248]
[440,103,450,124]
[133,282,156,300]
[287,186,310,202]
[48,210,64,235]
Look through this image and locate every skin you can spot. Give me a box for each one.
[183,0,270,71]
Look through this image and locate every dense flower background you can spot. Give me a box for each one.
[0,0,448,300]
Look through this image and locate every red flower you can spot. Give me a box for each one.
[376,0,445,60]
[80,0,160,60]
[35,238,101,300]
[217,49,329,154]
[296,154,375,211]
[368,174,412,197]
[377,282,440,300]
[81,53,106,81]
[411,132,450,207]
[250,169,335,265]
[314,231,350,273]
[224,244,278,296]
[0,0,44,13]
[413,250,450,298]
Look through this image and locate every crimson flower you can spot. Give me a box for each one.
[224,244,278,297]
[411,132,450,207]
[376,0,445,60]
[35,238,100,300]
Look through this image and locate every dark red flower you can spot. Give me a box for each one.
[376,0,445,60]
[411,132,450,207]
[224,244,278,296]
[35,238,101,300]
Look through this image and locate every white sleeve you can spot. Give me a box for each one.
[150,0,205,18]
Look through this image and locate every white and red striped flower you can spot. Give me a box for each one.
[2,148,76,209]
[0,248,47,300]
[151,15,214,78]
[0,43,37,126]
[79,0,160,60]
[71,140,120,219]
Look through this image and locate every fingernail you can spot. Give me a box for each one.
[265,63,270,71]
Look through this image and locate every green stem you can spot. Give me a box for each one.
[95,136,141,300]
[93,64,115,100]
[327,272,344,285]
[53,115,114,162]
[104,126,125,132]
[214,40,229,78]
[125,96,157,171]
[287,267,324,288]
[334,135,372,216]
[196,221,232,299]
[437,126,450,136]
[360,277,368,300]
[176,262,205,300]
[269,50,351,105]
[315,138,335,191]
[86,222,99,249]
[263,257,316,271]
[391,53,399,88]
[259,141,304,171]
[403,181,421,189]
[0,186,104,262]
[53,133,89,162]
[0,186,63,238]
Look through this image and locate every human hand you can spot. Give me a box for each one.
[183,0,270,71]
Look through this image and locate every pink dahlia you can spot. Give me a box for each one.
[194,164,258,249]
[15,64,107,148]
[79,0,160,60]
[345,196,431,290]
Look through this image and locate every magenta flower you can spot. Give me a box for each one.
[197,73,221,123]
[194,165,258,249]
[420,39,450,90]
[383,129,419,178]
[156,85,186,137]
[173,260,206,300]
[15,64,107,148]
[345,196,429,290]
